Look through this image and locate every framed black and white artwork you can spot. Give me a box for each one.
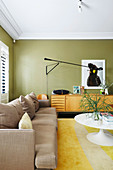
[81,60,105,89]
[73,86,80,94]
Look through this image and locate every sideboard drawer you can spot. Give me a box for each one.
[51,95,66,112]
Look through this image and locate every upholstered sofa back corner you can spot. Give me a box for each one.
[38,99,50,108]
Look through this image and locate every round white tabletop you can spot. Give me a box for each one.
[74,113,113,146]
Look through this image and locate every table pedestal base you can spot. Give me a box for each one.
[87,129,113,146]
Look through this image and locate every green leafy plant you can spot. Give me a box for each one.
[80,92,112,113]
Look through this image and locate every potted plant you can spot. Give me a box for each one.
[80,92,112,120]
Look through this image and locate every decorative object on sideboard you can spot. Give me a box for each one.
[73,86,80,94]
[52,89,70,95]
[80,86,84,94]
[100,82,113,95]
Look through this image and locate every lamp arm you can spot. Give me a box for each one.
[46,63,59,75]
[44,57,88,68]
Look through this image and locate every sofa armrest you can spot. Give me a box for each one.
[0,129,35,170]
[39,100,50,108]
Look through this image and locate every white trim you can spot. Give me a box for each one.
[0,0,22,40]
[0,41,8,52]
[19,32,113,40]
[0,41,9,103]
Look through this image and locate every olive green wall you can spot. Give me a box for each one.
[1,26,113,100]
[14,40,113,98]
[0,26,14,100]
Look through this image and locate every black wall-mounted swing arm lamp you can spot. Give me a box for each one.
[44,57,88,75]
[46,62,59,75]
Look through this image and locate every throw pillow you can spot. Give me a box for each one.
[0,103,20,129]
[18,112,32,129]
[29,92,39,112]
[19,95,35,119]
[8,98,24,118]
[25,94,35,111]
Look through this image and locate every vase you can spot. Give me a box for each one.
[93,112,100,121]
[105,88,109,95]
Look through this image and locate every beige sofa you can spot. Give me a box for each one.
[0,92,57,170]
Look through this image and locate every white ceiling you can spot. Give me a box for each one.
[1,0,113,40]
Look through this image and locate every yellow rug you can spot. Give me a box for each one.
[55,119,93,170]
[55,119,113,170]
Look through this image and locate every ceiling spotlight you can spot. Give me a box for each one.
[78,0,82,12]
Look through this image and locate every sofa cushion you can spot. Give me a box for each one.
[0,103,20,129]
[29,92,39,112]
[32,114,57,128]
[19,112,32,129]
[35,107,57,116]
[19,95,35,119]
[8,98,24,118]
[34,125,57,169]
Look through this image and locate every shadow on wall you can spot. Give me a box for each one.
[109,86,113,95]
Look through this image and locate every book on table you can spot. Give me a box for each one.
[103,114,113,124]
